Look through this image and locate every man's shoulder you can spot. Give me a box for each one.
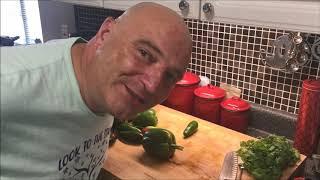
[45,37,82,47]
[1,38,80,75]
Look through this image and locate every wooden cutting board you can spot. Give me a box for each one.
[103,105,305,180]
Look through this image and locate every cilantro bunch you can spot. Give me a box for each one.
[237,135,300,180]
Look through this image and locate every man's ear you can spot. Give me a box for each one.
[95,17,115,47]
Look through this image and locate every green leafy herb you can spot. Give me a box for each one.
[237,135,300,180]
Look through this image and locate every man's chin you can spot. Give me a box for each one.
[114,114,129,121]
[111,108,137,121]
[107,100,152,120]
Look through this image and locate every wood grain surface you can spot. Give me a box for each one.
[103,105,306,180]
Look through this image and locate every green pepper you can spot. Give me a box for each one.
[183,120,198,138]
[148,109,156,116]
[131,109,158,129]
[116,122,143,145]
[142,128,183,159]
[143,126,176,144]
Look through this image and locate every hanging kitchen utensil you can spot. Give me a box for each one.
[295,38,310,66]
[260,34,293,69]
[284,58,299,73]
[260,32,310,73]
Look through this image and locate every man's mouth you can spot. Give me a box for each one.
[124,84,146,104]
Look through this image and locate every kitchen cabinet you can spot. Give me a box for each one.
[54,0,104,8]
[103,105,306,180]
[200,0,320,34]
[103,0,200,19]
[55,0,319,34]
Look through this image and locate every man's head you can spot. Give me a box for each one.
[82,2,192,120]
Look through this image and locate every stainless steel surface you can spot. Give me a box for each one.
[261,34,293,69]
[295,36,309,66]
[293,32,303,44]
[219,151,238,180]
[179,0,189,11]
[238,165,244,180]
[289,63,299,72]
[202,3,213,14]
[296,53,308,65]
[259,32,310,73]
[237,156,244,180]
[284,58,299,73]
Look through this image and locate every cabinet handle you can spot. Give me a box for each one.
[202,2,213,14]
[179,0,189,11]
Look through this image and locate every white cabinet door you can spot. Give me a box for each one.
[54,0,104,7]
[158,0,200,19]
[103,0,200,19]
[103,0,141,11]
[200,0,320,34]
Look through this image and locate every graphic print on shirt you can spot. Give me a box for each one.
[58,127,111,180]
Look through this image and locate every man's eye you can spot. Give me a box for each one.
[138,48,150,59]
[139,49,148,57]
[138,48,155,63]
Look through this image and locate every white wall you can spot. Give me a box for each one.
[38,0,76,42]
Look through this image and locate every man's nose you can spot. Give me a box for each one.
[142,69,164,95]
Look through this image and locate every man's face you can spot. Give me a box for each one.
[86,17,191,120]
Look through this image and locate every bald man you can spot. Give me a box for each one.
[0,2,192,180]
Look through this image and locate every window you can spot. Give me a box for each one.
[1,0,43,45]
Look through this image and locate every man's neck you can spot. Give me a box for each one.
[71,42,94,112]
[71,39,108,115]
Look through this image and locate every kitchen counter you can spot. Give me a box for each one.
[248,103,297,140]
[102,105,306,180]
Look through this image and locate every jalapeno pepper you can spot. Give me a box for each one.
[131,109,158,129]
[183,120,198,138]
[142,128,183,159]
[116,122,143,145]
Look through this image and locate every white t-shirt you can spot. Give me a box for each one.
[1,38,114,180]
